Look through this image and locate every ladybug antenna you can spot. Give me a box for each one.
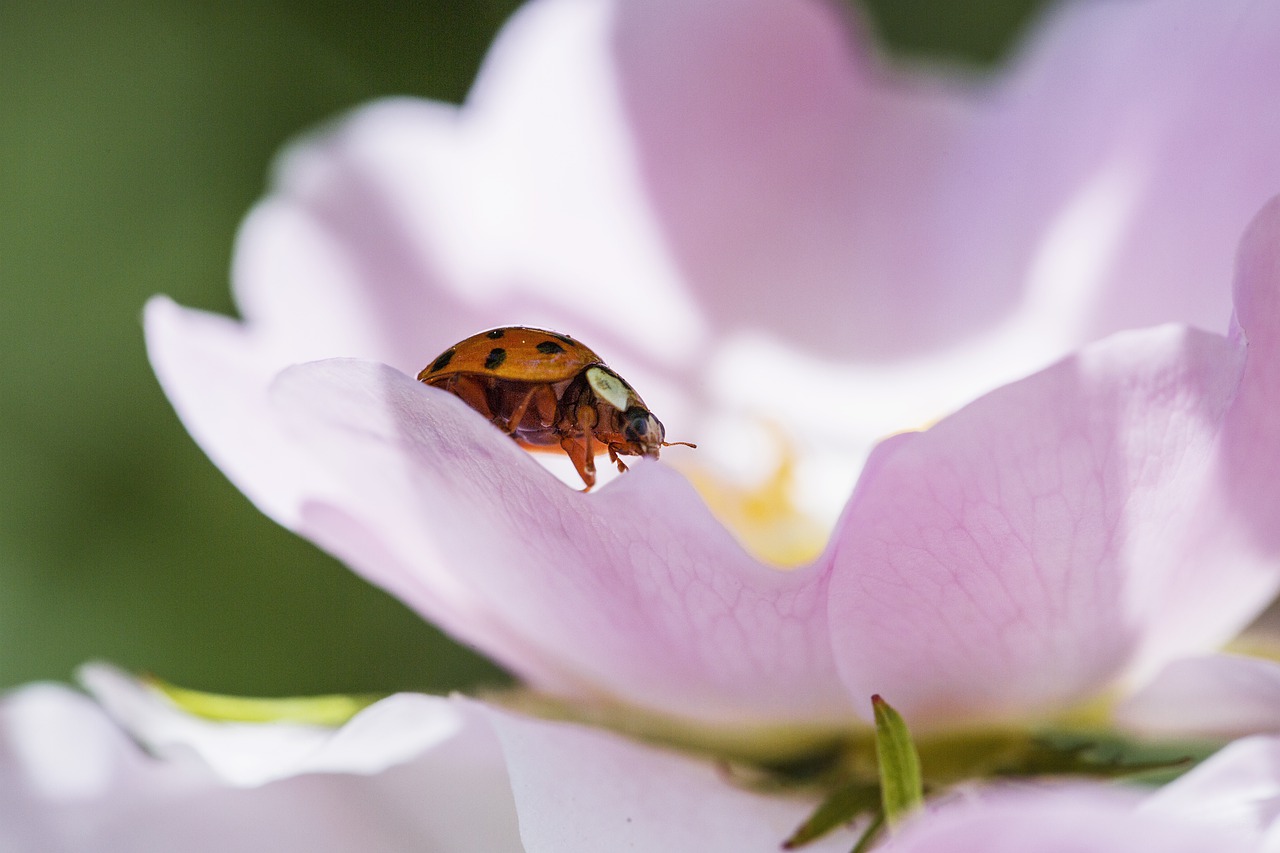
[662,441,697,449]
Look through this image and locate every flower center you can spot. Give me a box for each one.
[680,442,829,568]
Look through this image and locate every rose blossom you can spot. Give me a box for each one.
[147,0,1280,744]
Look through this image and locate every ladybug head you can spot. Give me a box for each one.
[623,406,665,457]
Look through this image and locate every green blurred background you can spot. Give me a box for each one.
[0,0,1047,696]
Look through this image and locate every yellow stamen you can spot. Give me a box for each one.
[682,442,828,568]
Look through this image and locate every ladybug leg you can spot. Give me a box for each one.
[502,385,541,435]
[561,434,596,491]
[607,445,628,474]
[531,385,559,426]
[449,376,495,421]
[559,403,601,491]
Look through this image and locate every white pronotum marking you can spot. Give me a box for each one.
[585,366,632,411]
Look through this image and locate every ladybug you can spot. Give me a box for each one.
[418,326,694,490]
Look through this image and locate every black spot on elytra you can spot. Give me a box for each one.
[553,333,576,347]
[429,348,455,373]
[486,329,505,339]
[485,348,507,370]
[536,340,565,355]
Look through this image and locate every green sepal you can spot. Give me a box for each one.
[850,811,886,853]
[149,676,384,725]
[872,694,923,827]
[782,780,881,849]
[1004,731,1203,783]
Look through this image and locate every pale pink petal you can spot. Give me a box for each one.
[210,0,1280,378]
[431,0,707,359]
[610,0,984,360]
[79,663,460,786]
[8,678,856,853]
[267,359,852,723]
[1,684,203,851]
[889,785,1251,853]
[479,702,855,853]
[1142,735,1280,843]
[1223,195,1280,554]
[1116,655,1280,739]
[613,0,1280,513]
[614,0,1280,359]
[0,683,522,853]
[827,197,1280,729]
[144,297,310,525]
[231,98,599,376]
[231,1,706,375]
[827,322,1265,727]
[997,0,1280,340]
[12,682,1271,853]
[233,101,456,373]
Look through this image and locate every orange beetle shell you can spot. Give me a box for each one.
[418,326,691,490]
[419,327,601,382]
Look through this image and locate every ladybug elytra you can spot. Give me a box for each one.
[418,326,694,490]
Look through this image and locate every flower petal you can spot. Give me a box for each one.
[478,702,857,853]
[999,0,1280,340]
[268,358,852,723]
[612,0,1280,359]
[233,95,623,374]
[79,663,460,786]
[889,785,1251,853]
[0,681,522,852]
[1223,195,1280,554]
[599,0,1280,514]
[827,196,1280,728]
[1116,654,1280,739]
[609,0,986,360]
[826,320,1267,726]
[1142,735,1280,842]
[233,0,707,373]
[144,296,311,525]
[7,674,863,853]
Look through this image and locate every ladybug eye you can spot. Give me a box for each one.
[623,409,648,442]
[625,407,664,444]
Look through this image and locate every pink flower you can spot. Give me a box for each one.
[147,0,1280,737]
[2,666,1273,852]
